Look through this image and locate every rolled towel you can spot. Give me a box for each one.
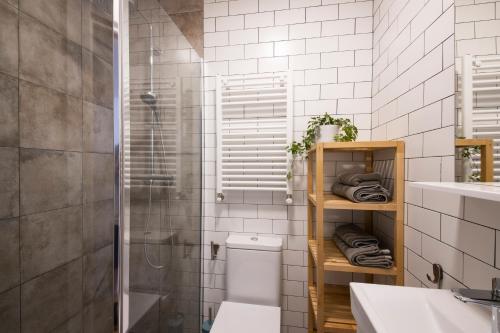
[337,172,382,186]
[335,223,378,247]
[333,235,393,269]
[332,182,391,203]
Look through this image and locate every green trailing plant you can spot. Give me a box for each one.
[461,146,480,159]
[286,113,358,179]
[461,146,481,182]
[456,136,481,181]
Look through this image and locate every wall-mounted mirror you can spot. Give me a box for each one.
[455,4,500,182]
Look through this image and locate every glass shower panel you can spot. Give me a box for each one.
[118,0,202,332]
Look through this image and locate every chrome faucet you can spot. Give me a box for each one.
[453,278,500,333]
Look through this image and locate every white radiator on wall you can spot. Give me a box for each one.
[125,77,182,191]
[215,73,294,204]
[461,55,500,181]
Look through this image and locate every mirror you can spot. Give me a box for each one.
[455,5,500,182]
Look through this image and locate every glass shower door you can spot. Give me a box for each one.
[115,0,202,332]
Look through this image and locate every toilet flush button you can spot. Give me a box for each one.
[251,236,258,241]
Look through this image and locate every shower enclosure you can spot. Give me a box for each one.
[114,0,203,332]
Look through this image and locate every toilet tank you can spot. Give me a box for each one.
[225,235,282,307]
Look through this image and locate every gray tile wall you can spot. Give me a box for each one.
[0,0,114,332]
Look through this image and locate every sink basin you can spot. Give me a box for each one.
[350,283,491,333]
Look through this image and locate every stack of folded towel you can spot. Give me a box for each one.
[331,172,391,203]
[333,223,393,269]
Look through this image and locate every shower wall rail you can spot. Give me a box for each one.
[125,77,182,192]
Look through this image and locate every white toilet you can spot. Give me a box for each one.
[210,235,282,333]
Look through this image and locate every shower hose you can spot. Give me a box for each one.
[144,106,174,270]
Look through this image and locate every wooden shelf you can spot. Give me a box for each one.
[307,140,404,333]
[308,140,402,153]
[309,284,356,333]
[455,138,493,147]
[308,240,398,276]
[308,193,397,211]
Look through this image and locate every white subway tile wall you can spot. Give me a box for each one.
[375,0,445,283]
[202,0,500,330]
[457,0,500,289]
[203,1,373,331]
[372,0,500,292]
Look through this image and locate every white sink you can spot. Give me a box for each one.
[350,283,491,333]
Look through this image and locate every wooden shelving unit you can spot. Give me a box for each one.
[309,284,356,332]
[308,240,399,276]
[307,141,405,333]
[308,193,398,211]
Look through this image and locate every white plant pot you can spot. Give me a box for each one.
[317,125,340,143]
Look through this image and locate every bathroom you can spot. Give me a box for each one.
[0,0,499,332]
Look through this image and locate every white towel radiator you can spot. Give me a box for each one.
[125,77,182,192]
[461,54,500,181]
[215,73,294,203]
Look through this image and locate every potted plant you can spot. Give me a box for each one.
[286,113,358,179]
[456,136,481,182]
[460,145,481,182]
[315,114,340,143]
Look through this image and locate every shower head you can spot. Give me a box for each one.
[140,91,157,106]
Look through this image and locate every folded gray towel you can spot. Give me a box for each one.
[337,172,382,186]
[335,223,378,247]
[332,182,391,203]
[333,235,393,269]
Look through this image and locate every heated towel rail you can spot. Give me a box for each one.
[125,77,182,192]
[461,55,500,181]
[215,73,293,203]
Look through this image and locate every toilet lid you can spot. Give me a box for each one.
[210,301,281,333]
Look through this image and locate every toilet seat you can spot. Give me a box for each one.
[210,301,281,333]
